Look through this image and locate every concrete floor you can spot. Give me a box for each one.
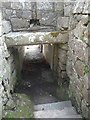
[15,45,59,105]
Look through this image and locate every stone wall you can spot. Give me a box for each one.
[43,44,54,70]
[67,0,90,118]
[0,5,24,119]
[0,0,90,119]
[57,43,69,85]
[0,7,3,120]
[1,1,64,31]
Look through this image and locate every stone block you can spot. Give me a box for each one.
[58,33,69,43]
[2,20,11,34]
[10,18,30,30]
[58,61,66,71]
[74,21,87,40]
[69,15,78,30]
[0,88,2,120]
[55,2,64,12]
[16,10,23,18]
[81,99,89,118]
[0,37,3,46]
[3,42,10,58]
[84,24,90,44]
[64,3,72,16]
[75,60,85,77]
[61,71,67,79]
[82,87,90,104]
[37,10,57,26]
[37,2,53,10]
[11,2,23,9]
[2,2,11,9]
[59,43,68,51]
[83,1,90,14]
[58,49,67,64]
[66,58,73,78]
[73,2,84,14]
[0,26,2,37]
[74,14,82,22]
[0,9,2,22]
[3,9,12,20]
[82,75,90,90]
[72,38,88,62]
[24,2,32,10]
[57,17,69,30]
[75,92,82,111]
[22,10,32,19]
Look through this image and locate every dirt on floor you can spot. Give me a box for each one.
[3,45,69,118]
[16,45,60,105]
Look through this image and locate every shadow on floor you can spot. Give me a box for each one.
[15,45,60,105]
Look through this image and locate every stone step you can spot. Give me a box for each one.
[34,101,72,111]
[34,108,82,118]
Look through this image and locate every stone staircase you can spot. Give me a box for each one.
[34,101,82,118]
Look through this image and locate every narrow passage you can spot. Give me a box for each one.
[16,45,59,105]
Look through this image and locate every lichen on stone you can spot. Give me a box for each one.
[50,31,60,37]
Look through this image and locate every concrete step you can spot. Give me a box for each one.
[34,108,82,118]
[34,101,72,111]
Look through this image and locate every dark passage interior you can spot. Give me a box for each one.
[15,45,59,105]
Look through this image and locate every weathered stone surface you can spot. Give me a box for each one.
[2,2,11,9]
[60,71,68,80]
[0,9,2,22]
[2,20,11,34]
[70,38,88,62]
[57,17,69,30]
[3,9,12,20]
[64,2,74,17]
[3,42,10,58]
[75,60,85,77]
[73,0,90,14]
[69,15,78,30]
[37,2,53,10]
[10,18,29,30]
[5,32,69,46]
[67,13,90,119]
[24,2,32,10]
[58,49,67,64]
[0,85,3,120]
[3,93,33,118]
[16,10,23,18]
[84,22,90,44]
[74,20,87,40]
[73,1,84,14]
[37,11,57,26]
[59,43,68,51]
[58,61,66,71]
[81,99,89,118]
[55,2,64,12]
[11,2,23,9]
[83,1,90,14]
[22,10,32,19]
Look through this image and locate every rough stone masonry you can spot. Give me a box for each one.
[0,0,90,119]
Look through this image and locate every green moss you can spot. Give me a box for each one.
[3,94,34,118]
[0,76,2,80]
[50,31,60,37]
[84,65,89,75]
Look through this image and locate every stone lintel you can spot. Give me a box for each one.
[5,31,69,47]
